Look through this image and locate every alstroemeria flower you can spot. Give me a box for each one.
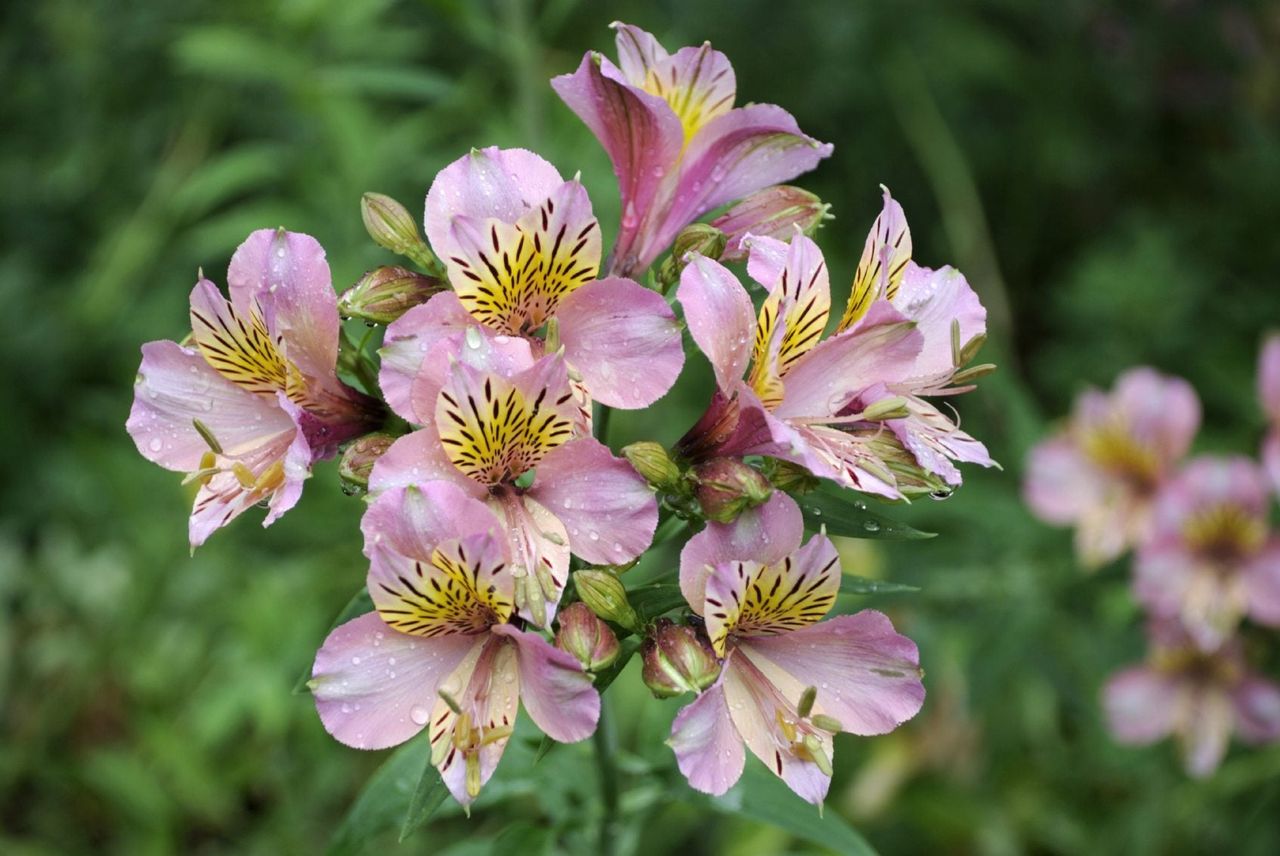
[677,207,992,499]
[127,229,378,547]
[381,147,683,425]
[1024,367,1200,568]
[552,22,833,277]
[1104,618,1280,777]
[667,493,924,803]
[310,482,598,806]
[370,334,658,626]
[1134,456,1280,651]
[1258,334,1280,493]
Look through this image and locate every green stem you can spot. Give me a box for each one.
[593,699,620,856]
[595,404,613,447]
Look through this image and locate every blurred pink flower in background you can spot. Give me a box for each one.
[1024,367,1200,568]
[1258,334,1280,493]
[1134,456,1280,650]
[1104,618,1280,777]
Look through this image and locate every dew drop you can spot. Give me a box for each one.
[351,656,362,665]
[148,438,163,453]
[862,520,880,533]
[410,705,430,725]
[588,530,599,541]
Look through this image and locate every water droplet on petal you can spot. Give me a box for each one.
[148,438,163,453]
[410,705,430,725]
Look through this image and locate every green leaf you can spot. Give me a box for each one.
[626,583,687,622]
[711,762,878,855]
[293,587,373,694]
[798,488,935,540]
[840,575,920,595]
[327,736,430,856]
[398,760,447,842]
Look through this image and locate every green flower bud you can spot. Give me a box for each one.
[641,619,722,698]
[360,192,441,272]
[693,458,773,523]
[338,432,396,494]
[622,441,683,492]
[572,570,639,631]
[555,602,620,672]
[338,265,444,324]
[713,186,831,262]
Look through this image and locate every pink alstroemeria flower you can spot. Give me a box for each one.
[1104,618,1280,777]
[676,197,992,498]
[127,229,378,547]
[552,23,833,277]
[370,335,657,627]
[1258,334,1280,493]
[310,482,598,806]
[380,146,683,427]
[667,493,924,804]
[1134,456,1280,651]
[1024,367,1200,568]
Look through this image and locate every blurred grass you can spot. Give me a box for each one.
[3,0,1280,853]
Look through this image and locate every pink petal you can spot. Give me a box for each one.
[773,305,922,420]
[550,53,684,275]
[226,229,341,390]
[743,234,790,289]
[738,611,925,735]
[361,482,506,565]
[424,146,564,260]
[611,22,669,84]
[1263,430,1280,495]
[1259,334,1280,421]
[679,492,803,614]
[1022,434,1104,526]
[490,492,571,626]
[378,291,482,423]
[434,635,520,805]
[722,651,832,805]
[887,395,996,486]
[891,263,986,384]
[668,681,745,796]
[1233,676,1280,743]
[556,277,684,408]
[491,624,599,742]
[1244,543,1280,629]
[1132,546,1196,620]
[367,427,485,498]
[128,340,296,471]
[1111,367,1200,465]
[407,325,537,428]
[676,255,756,392]
[310,612,482,750]
[1152,456,1269,536]
[1182,687,1234,778]
[1102,666,1179,745]
[528,437,658,565]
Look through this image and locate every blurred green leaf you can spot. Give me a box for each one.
[398,760,448,842]
[328,735,429,856]
[840,575,920,595]
[627,583,687,622]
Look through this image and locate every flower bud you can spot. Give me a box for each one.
[555,602,620,671]
[713,186,831,262]
[656,223,727,290]
[763,458,820,494]
[338,432,396,493]
[360,192,441,272]
[572,570,639,631]
[622,441,683,492]
[338,265,444,324]
[641,619,722,698]
[693,458,773,523]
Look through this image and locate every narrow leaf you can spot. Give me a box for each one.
[799,488,935,540]
[327,736,430,856]
[398,761,447,842]
[627,583,688,621]
[840,575,920,595]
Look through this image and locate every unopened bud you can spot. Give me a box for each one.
[763,458,820,494]
[622,441,682,492]
[360,192,441,272]
[657,223,727,290]
[338,266,444,324]
[573,570,639,631]
[338,432,396,493]
[555,602,620,671]
[693,458,773,523]
[713,185,831,262]
[641,619,722,698]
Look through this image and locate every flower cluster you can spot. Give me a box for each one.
[1025,350,1280,776]
[128,24,997,811]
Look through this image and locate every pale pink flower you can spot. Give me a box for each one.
[310,482,598,806]
[1134,456,1280,650]
[1024,367,1200,568]
[1104,619,1280,777]
[127,229,378,547]
[668,493,924,803]
[552,23,832,277]
[1258,334,1280,493]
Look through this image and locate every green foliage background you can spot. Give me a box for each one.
[3,0,1280,853]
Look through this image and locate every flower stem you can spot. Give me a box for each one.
[595,403,613,446]
[593,699,620,856]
